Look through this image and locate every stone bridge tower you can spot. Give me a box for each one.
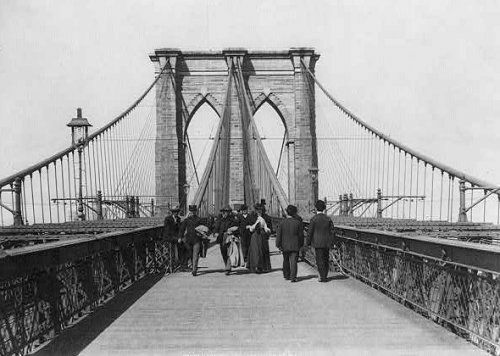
[150,48,319,215]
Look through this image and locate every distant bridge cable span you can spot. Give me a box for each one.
[301,59,500,223]
[0,61,171,225]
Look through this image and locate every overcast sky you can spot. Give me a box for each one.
[1,0,499,185]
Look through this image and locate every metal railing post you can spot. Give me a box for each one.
[125,195,131,218]
[151,198,155,217]
[377,188,382,218]
[459,180,467,222]
[343,194,348,216]
[13,177,23,226]
[349,193,354,216]
[96,190,103,220]
[135,196,140,217]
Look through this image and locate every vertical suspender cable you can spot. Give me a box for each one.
[439,171,444,221]
[66,154,73,221]
[22,178,27,224]
[415,160,419,219]
[39,170,45,223]
[422,164,427,220]
[430,168,434,220]
[402,153,407,217]
[446,174,452,221]
[408,156,413,219]
[391,146,396,218]
[46,165,52,223]
[60,158,67,222]
[30,174,36,224]
[54,161,60,222]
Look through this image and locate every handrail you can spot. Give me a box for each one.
[0,61,169,187]
[300,59,498,189]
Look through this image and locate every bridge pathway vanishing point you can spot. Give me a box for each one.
[35,239,485,356]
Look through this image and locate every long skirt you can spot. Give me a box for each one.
[247,231,271,272]
[227,237,245,268]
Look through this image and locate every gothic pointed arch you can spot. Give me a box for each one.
[184,93,222,138]
[252,92,291,137]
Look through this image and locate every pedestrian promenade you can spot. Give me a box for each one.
[39,239,485,356]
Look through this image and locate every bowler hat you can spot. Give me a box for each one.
[315,200,326,212]
[286,204,297,216]
[188,205,198,212]
[240,204,248,211]
[221,206,232,212]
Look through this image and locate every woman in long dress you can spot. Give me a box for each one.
[246,204,272,273]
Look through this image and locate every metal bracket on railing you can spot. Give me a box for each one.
[0,177,23,225]
[458,179,500,222]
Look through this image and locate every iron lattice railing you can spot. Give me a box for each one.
[299,223,500,355]
[0,226,173,356]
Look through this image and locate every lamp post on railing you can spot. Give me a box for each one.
[309,167,319,211]
[67,108,92,221]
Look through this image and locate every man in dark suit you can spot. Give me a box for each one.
[307,200,334,282]
[163,205,187,270]
[214,206,238,274]
[276,205,304,282]
[178,205,205,276]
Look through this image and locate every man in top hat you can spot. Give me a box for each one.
[178,205,205,276]
[276,204,304,282]
[306,200,334,282]
[164,204,187,270]
[214,205,238,274]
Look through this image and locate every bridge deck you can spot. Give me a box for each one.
[36,240,484,356]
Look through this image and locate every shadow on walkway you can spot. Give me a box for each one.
[34,272,165,356]
[295,274,317,282]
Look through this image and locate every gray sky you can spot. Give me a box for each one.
[1,0,499,184]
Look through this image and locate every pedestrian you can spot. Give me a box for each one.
[214,206,238,275]
[306,200,334,282]
[236,204,252,265]
[246,203,272,273]
[276,204,304,282]
[178,205,206,276]
[164,205,187,270]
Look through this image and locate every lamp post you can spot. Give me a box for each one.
[67,108,92,221]
[183,183,190,215]
[309,167,319,211]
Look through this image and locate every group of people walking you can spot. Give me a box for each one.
[163,199,333,282]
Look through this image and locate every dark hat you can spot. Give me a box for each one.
[286,204,297,216]
[240,204,248,211]
[221,206,232,212]
[315,200,326,212]
[188,205,198,212]
[260,199,266,205]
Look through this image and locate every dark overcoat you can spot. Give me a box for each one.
[307,213,334,248]
[276,217,304,252]
[179,215,204,245]
[164,215,180,242]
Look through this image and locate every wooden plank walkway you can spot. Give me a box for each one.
[45,239,485,355]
